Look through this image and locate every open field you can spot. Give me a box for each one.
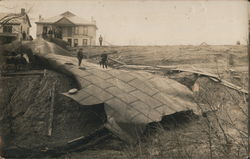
[77,45,248,87]
[69,45,248,72]
[23,40,248,74]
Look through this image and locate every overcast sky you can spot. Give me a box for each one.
[0,0,248,45]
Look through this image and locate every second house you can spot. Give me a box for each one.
[36,11,97,47]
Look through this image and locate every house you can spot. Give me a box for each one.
[0,8,32,44]
[35,11,98,47]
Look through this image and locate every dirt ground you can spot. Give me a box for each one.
[0,70,115,158]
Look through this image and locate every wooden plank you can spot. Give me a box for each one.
[48,82,56,136]
[67,136,85,144]
[1,70,44,77]
[120,64,158,70]
[121,64,248,94]
[170,68,219,79]
[170,67,248,94]
[220,79,248,94]
[108,57,126,65]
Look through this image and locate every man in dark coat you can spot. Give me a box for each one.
[99,35,103,46]
[100,52,108,69]
[77,48,84,67]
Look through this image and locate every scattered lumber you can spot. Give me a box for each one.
[119,64,248,94]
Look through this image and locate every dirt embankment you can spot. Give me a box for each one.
[0,70,108,157]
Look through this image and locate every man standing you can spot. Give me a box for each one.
[22,31,26,40]
[100,52,108,69]
[77,48,84,67]
[99,35,103,46]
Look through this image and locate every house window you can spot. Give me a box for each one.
[82,39,88,46]
[67,27,72,37]
[83,27,88,35]
[74,27,79,35]
[43,26,47,32]
[67,38,72,46]
[74,39,78,47]
[3,25,12,33]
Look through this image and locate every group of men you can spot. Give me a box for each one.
[76,34,108,68]
[77,48,108,69]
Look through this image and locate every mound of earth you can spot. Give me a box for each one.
[0,70,118,158]
[23,38,71,56]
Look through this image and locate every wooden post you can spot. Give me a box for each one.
[43,69,47,77]
[48,82,56,136]
[0,136,3,158]
[248,32,250,159]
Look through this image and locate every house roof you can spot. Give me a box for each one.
[0,12,32,27]
[36,11,96,27]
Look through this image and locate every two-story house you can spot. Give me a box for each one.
[35,11,97,47]
[0,8,32,44]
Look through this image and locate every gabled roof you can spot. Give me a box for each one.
[36,11,96,27]
[54,17,75,26]
[60,11,75,17]
[37,15,62,24]
[0,12,32,27]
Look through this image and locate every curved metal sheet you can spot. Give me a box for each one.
[31,40,199,142]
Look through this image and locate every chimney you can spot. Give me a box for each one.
[21,8,25,15]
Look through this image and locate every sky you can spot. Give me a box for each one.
[0,0,248,45]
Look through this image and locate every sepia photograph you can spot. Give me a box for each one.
[0,0,248,158]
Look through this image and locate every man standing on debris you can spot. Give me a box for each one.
[100,52,108,69]
[77,48,84,67]
[99,35,103,46]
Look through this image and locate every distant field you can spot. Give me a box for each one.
[5,40,248,83]
[74,45,247,89]
[20,40,249,87]
[76,45,248,73]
